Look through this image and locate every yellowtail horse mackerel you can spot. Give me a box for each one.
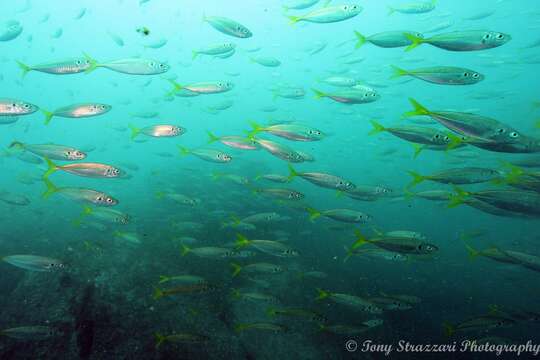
[404,98,540,153]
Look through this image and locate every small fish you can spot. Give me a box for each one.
[253,188,305,200]
[307,208,372,223]
[41,103,111,125]
[1,326,59,340]
[405,30,511,52]
[107,31,124,46]
[42,178,118,206]
[256,174,289,183]
[51,28,63,39]
[234,323,287,333]
[203,15,252,38]
[43,158,123,179]
[235,234,299,257]
[388,1,436,15]
[252,138,304,162]
[168,80,234,95]
[74,8,87,20]
[153,283,216,299]
[0,191,30,206]
[114,231,141,244]
[16,58,91,77]
[316,289,383,314]
[288,164,355,191]
[0,98,39,116]
[178,146,232,163]
[351,230,439,255]
[129,124,185,139]
[77,206,129,225]
[407,168,501,187]
[84,54,169,75]
[272,86,305,100]
[158,275,206,285]
[319,76,360,87]
[154,332,209,348]
[2,255,65,272]
[287,4,362,24]
[207,132,258,150]
[313,87,379,104]
[354,30,424,48]
[0,20,23,42]
[248,121,324,141]
[144,38,167,49]
[231,262,284,277]
[443,315,515,337]
[9,142,86,160]
[192,43,236,59]
[391,66,484,85]
[250,56,281,67]
[283,0,321,10]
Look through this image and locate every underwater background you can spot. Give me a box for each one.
[1,0,540,359]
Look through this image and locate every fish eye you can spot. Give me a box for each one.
[497,128,505,133]
[76,60,81,65]
[106,198,113,203]
[510,132,519,138]
[496,33,504,39]
[472,73,480,78]
[463,72,469,77]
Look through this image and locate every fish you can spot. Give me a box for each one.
[283,0,321,10]
[272,86,305,100]
[234,323,287,333]
[107,31,124,46]
[41,103,111,125]
[307,208,372,223]
[0,116,18,125]
[77,206,129,225]
[207,132,258,150]
[316,289,383,314]
[143,38,167,49]
[351,230,439,255]
[114,231,141,244]
[84,54,169,75]
[231,262,284,277]
[0,191,30,206]
[369,120,454,146]
[313,87,379,104]
[443,315,515,337]
[153,283,216,299]
[0,98,39,116]
[158,275,206,285]
[203,15,252,38]
[253,187,305,200]
[9,142,86,160]
[250,56,281,67]
[16,58,91,77]
[167,79,234,95]
[450,187,540,217]
[154,332,209,348]
[407,168,501,187]
[287,4,362,24]
[288,164,356,191]
[252,138,304,162]
[388,1,436,15]
[354,30,424,48]
[248,121,324,141]
[181,245,238,259]
[43,158,124,179]
[319,76,360,87]
[42,178,118,206]
[256,174,290,183]
[344,247,408,262]
[405,30,511,52]
[192,43,236,59]
[178,146,232,163]
[235,234,299,257]
[391,66,484,85]
[320,322,382,335]
[231,289,279,304]
[0,20,23,41]
[1,326,59,340]
[2,255,65,272]
[129,124,185,139]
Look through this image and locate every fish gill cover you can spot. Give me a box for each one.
[0,0,539,359]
